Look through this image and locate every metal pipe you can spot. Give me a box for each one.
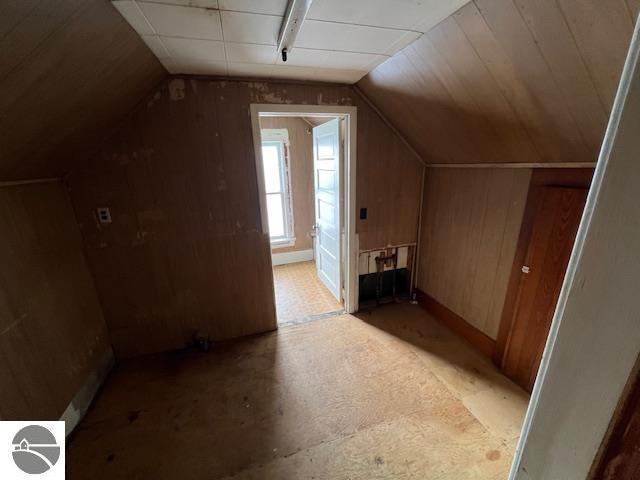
[410,166,426,301]
[391,248,398,303]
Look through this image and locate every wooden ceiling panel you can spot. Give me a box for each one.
[0,0,84,80]
[0,0,166,180]
[557,0,635,112]
[357,0,639,165]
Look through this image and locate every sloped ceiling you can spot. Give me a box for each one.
[357,0,640,165]
[3,0,638,181]
[0,0,166,181]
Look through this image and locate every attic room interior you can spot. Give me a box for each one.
[3,0,640,479]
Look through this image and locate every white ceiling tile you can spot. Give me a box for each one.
[141,35,171,59]
[143,0,219,7]
[162,36,226,62]
[324,51,387,70]
[276,48,330,68]
[412,0,472,32]
[312,68,368,84]
[276,48,386,71]
[220,11,282,45]
[218,0,287,15]
[308,0,421,29]
[162,57,228,76]
[112,0,443,84]
[113,1,155,35]
[296,20,416,55]
[137,2,222,40]
[382,30,421,56]
[226,62,275,78]
[270,65,364,84]
[307,0,471,31]
[225,43,278,64]
[269,64,319,80]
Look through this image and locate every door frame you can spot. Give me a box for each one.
[249,104,358,314]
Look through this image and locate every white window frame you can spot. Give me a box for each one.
[261,129,294,247]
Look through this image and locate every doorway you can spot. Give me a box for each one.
[250,105,358,325]
[495,169,593,392]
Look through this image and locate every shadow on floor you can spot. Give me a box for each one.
[354,302,528,402]
[67,303,527,480]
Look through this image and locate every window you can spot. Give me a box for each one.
[261,139,292,244]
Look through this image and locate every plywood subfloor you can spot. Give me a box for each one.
[272,261,342,324]
[67,304,529,479]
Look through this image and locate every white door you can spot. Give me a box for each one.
[312,118,342,301]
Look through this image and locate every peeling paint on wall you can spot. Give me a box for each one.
[169,79,186,101]
[69,77,421,358]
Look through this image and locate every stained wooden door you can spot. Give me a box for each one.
[501,186,587,392]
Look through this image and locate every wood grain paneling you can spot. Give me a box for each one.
[417,168,531,339]
[260,117,314,254]
[415,290,496,358]
[0,182,110,420]
[355,96,423,250]
[0,0,166,180]
[69,78,422,358]
[358,0,639,165]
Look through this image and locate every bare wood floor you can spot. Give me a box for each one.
[67,304,528,479]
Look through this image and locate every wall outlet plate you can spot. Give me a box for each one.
[96,207,112,224]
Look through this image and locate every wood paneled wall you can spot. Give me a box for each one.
[417,168,531,339]
[260,117,314,254]
[0,0,166,180]
[69,78,422,358]
[0,182,110,420]
[358,0,639,165]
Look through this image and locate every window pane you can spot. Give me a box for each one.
[262,144,281,193]
[266,193,285,238]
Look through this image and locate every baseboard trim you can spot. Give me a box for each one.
[271,248,314,266]
[60,348,115,437]
[415,289,496,358]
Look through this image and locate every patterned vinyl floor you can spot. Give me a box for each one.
[272,260,343,324]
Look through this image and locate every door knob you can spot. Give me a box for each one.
[522,265,531,274]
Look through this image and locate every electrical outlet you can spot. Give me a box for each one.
[96,207,112,224]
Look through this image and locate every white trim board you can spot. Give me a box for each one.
[508,18,640,480]
[425,162,597,169]
[60,348,115,437]
[271,249,314,266]
[0,177,61,187]
[250,103,358,315]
